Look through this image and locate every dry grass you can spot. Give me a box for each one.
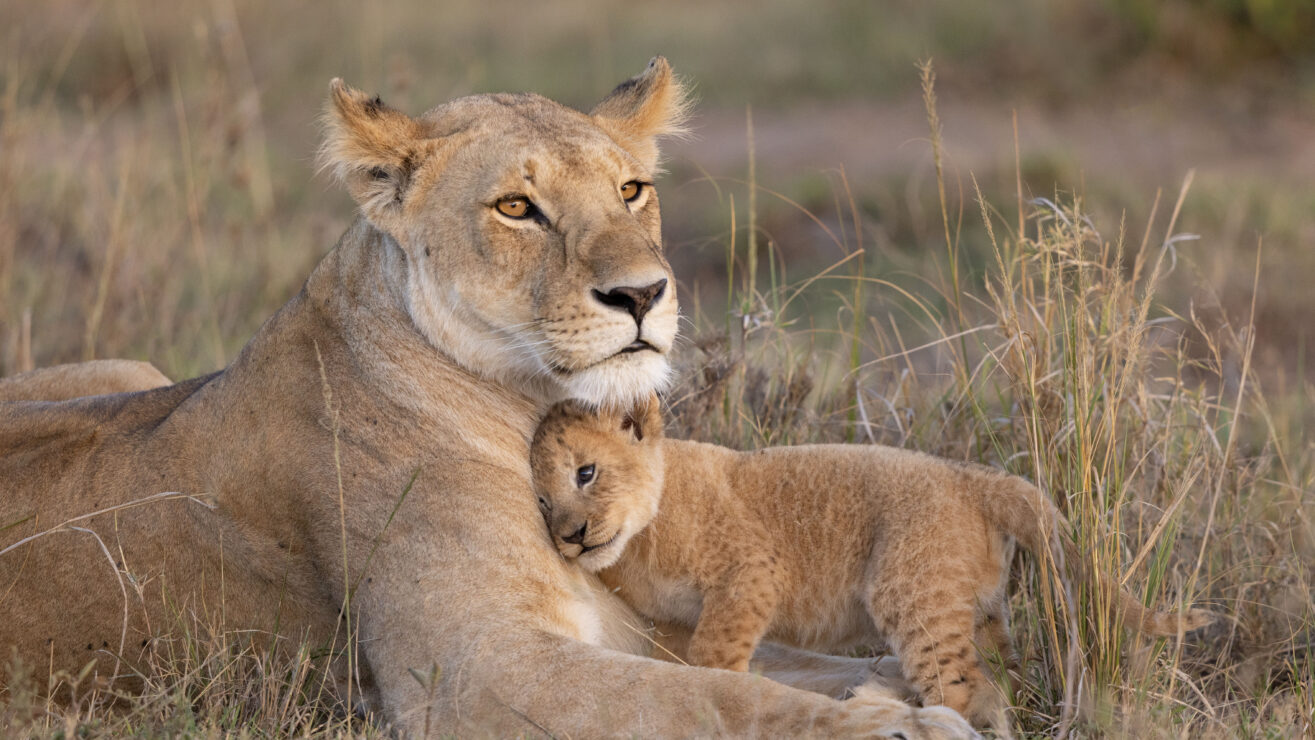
[2,4,1312,737]
[666,71,1313,737]
[2,619,372,738]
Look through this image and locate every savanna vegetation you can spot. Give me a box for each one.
[2,1,1312,736]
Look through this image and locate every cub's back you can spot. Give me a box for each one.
[721,442,963,532]
[709,443,978,646]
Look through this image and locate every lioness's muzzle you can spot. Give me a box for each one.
[592,277,667,326]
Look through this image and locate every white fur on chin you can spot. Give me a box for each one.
[560,351,672,411]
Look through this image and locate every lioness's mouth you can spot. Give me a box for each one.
[619,340,655,354]
[545,341,659,376]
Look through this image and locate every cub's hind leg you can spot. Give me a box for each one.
[866,535,1005,731]
[970,593,1018,735]
[974,601,1019,675]
[974,536,1021,675]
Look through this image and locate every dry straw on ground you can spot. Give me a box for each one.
[0,13,1311,734]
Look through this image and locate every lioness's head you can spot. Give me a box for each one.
[530,394,665,571]
[321,59,690,408]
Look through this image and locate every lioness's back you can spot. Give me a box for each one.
[0,373,215,450]
[0,374,219,512]
[0,360,171,402]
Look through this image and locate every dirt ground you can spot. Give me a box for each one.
[681,94,1315,192]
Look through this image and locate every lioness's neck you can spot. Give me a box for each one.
[198,218,541,449]
[306,218,558,410]
[304,219,414,346]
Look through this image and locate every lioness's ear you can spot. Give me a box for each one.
[620,393,664,443]
[591,57,692,171]
[320,78,428,226]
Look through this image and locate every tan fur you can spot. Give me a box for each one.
[532,398,1215,732]
[0,360,170,401]
[530,395,667,573]
[0,60,976,738]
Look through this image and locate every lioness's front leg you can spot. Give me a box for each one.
[654,620,914,701]
[363,603,975,738]
[477,628,977,738]
[345,470,976,738]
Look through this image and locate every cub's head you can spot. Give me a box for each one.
[320,59,690,408]
[530,394,665,571]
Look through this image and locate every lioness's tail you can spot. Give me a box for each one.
[976,471,1214,636]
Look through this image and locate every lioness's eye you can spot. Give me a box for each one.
[576,464,596,487]
[496,197,535,219]
[620,181,643,202]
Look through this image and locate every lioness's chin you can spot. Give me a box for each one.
[560,351,671,409]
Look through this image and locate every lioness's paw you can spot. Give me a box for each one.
[846,684,980,739]
[851,668,919,703]
[912,705,983,740]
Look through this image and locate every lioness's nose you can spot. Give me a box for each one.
[592,278,667,325]
[561,522,588,545]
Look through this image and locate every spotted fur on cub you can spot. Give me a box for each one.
[531,395,1215,734]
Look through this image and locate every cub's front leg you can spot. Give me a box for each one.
[688,561,782,672]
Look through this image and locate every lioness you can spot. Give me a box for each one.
[0,60,976,737]
[0,360,170,402]
[529,397,1215,732]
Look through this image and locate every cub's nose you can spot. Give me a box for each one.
[561,522,588,545]
[592,278,667,326]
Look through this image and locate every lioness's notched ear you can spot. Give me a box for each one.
[591,57,692,172]
[320,78,429,225]
[619,393,664,443]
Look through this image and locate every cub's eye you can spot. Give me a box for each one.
[536,495,550,512]
[620,181,643,203]
[496,196,536,219]
[576,464,596,487]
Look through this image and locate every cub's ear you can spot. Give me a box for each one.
[619,393,664,443]
[320,78,430,226]
[590,57,692,172]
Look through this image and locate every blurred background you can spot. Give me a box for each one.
[2,0,1312,391]
[3,2,1314,735]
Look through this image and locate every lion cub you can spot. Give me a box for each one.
[530,396,1214,730]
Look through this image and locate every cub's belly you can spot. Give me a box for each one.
[773,594,886,654]
[618,573,705,628]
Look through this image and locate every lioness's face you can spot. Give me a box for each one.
[412,99,677,405]
[323,59,688,408]
[530,396,665,571]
